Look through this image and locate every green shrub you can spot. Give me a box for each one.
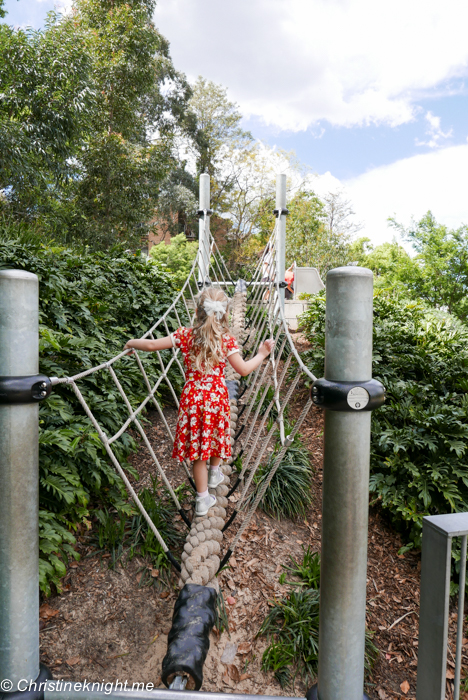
[93,476,188,581]
[0,239,187,594]
[149,233,198,290]
[251,385,289,421]
[299,290,468,550]
[245,421,313,519]
[279,547,321,589]
[259,546,378,687]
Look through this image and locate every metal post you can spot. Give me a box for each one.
[275,174,286,310]
[454,534,466,700]
[316,267,374,700]
[198,173,211,286]
[416,513,468,700]
[0,270,44,693]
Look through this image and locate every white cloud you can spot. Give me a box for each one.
[154,0,468,131]
[338,144,468,246]
[416,111,453,149]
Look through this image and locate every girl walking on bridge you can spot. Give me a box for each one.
[125,287,273,517]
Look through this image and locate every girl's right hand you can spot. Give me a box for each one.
[259,339,274,357]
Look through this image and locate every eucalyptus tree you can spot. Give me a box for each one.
[390,213,468,321]
[188,77,253,211]
[0,11,92,225]
[0,0,198,248]
[286,190,353,276]
[69,0,197,248]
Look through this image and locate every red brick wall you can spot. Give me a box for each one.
[146,212,231,252]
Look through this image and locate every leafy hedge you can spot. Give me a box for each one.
[149,233,198,290]
[0,241,186,594]
[299,290,468,550]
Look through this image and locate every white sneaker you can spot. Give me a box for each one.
[208,468,225,489]
[195,493,217,517]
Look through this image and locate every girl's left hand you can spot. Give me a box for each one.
[124,340,134,354]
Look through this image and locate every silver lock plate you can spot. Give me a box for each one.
[347,386,370,410]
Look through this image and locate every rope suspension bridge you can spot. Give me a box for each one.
[48,174,316,592]
[2,173,407,700]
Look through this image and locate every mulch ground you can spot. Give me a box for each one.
[38,333,467,700]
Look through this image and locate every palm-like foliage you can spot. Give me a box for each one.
[245,422,312,520]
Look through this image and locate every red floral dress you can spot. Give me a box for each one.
[171,327,240,462]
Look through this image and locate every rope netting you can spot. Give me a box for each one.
[49,209,318,581]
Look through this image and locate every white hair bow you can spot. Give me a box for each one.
[203,299,227,320]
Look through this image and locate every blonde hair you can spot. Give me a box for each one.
[191,287,230,372]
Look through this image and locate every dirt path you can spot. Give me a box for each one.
[39,339,465,700]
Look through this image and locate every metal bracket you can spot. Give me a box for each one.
[197,278,212,289]
[278,281,288,288]
[0,374,52,405]
[311,377,385,412]
[273,208,289,217]
[197,209,213,217]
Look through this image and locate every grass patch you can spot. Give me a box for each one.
[92,476,189,583]
[259,546,378,688]
[246,421,313,520]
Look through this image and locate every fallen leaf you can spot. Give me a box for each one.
[40,604,59,620]
[446,668,455,679]
[397,655,403,663]
[226,596,236,605]
[400,680,410,694]
[237,642,252,655]
[227,664,240,683]
[160,591,169,599]
[222,669,234,687]
[230,557,237,568]
[246,558,259,568]
[378,690,389,700]
[227,580,236,590]
[240,673,252,681]
[66,656,81,666]
[296,540,303,545]
[151,569,159,578]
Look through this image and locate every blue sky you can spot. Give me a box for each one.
[245,95,468,181]
[5,0,468,246]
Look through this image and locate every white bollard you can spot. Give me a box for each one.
[275,174,287,310]
[198,173,211,286]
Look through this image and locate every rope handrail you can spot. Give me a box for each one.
[46,205,320,573]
